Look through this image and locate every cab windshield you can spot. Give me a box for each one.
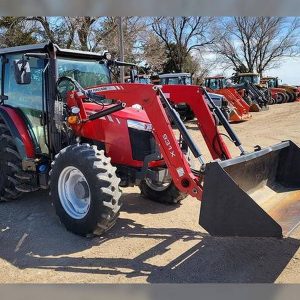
[239,75,260,85]
[57,57,111,88]
[138,77,151,84]
[57,57,111,101]
[267,78,276,88]
[160,76,192,85]
[205,78,222,89]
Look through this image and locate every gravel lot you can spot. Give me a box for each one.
[0,102,299,283]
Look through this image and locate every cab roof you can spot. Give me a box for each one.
[0,42,106,60]
[237,73,259,76]
[262,76,277,79]
[159,72,191,78]
[205,75,225,79]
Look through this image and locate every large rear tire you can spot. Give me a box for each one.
[50,144,122,236]
[283,93,289,103]
[276,92,285,104]
[287,91,295,102]
[0,120,23,201]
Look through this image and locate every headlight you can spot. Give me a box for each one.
[127,120,152,132]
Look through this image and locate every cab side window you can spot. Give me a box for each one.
[4,54,44,109]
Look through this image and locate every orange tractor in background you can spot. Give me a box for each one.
[204,76,252,120]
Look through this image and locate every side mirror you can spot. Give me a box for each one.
[13,58,31,84]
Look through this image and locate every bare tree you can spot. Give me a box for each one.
[192,52,217,84]
[141,32,166,72]
[151,17,215,72]
[0,17,37,47]
[99,17,146,62]
[26,16,107,50]
[213,17,300,75]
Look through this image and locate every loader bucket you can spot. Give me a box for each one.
[249,103,261,112]
[199,141,300,237]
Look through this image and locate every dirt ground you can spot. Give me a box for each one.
[0,102,300,283]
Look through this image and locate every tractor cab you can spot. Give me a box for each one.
[236,73,261,85]
[204,76,227,90]
[262,76,279,88]
[159,72,192,85]
[0,43,151,157]
[124,74,151,84]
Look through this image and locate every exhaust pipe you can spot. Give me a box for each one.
[200,141,300,237]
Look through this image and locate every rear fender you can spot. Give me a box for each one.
[0,106,35,159]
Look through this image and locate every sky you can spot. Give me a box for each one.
[200,16,300,86]
[266,57,300,85]
[209,57,300,86]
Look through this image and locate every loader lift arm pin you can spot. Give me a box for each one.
[155,86,206,166]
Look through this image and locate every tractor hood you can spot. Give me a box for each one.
[112,106,151,123]
[83,102,151,124]
[270,87,286,93]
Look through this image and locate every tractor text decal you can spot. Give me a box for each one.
[163,134,176,158]
[87,86,124,93]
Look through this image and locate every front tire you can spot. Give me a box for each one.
[139,150,191,205]
[50,144,122,236]
[139,179,187,204]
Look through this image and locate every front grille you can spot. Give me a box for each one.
[128,128,157,161]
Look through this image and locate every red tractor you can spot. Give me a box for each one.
[1,42,300,238]
[261,76,299,103]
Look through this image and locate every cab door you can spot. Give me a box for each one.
[4,54,48,154]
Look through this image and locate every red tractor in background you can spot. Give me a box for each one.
[159,72,232,123]
[261,76,300,103]
[1,42,300,239]
[260,77,289,104]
